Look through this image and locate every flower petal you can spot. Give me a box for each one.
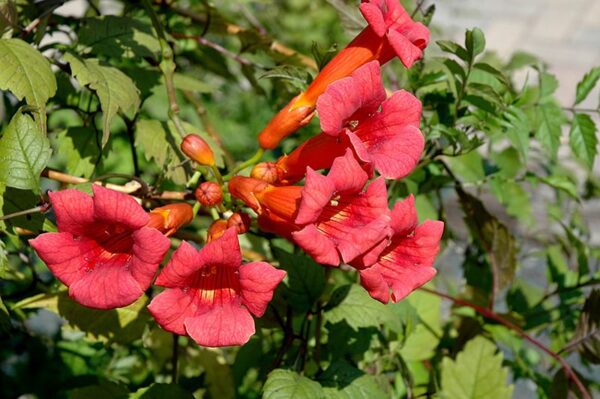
[29,232,90,285]
[359,2,387,37]
[359,265,390,303]
[335,214,391,264]
[386,28,424,69]
[239,262,286,317]
[295,168,335,225]
[69,259,143,309]
[196,228,242,269]
[147,288,198,335]
[92,185,149,230]
[317,61,386,135]
[48,189,94,236]
[154,240,199,288]
[378,220,444,302]
[131,227,171,290]
[327,149,368,194]
[292,224,341,266]
[184,303,255,347]
[390,195,418,236]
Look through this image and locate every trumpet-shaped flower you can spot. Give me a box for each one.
[276,61,424,183]
[147,228,286,347]
[350,195,444,303]
[230,150,392,265]
[258,0,429,149]
[29,186,171,309]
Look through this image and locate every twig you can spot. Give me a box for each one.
[168,4,317,71]
[143,0,187,138]
[410,0,426,18]
[558,329,599,355]
[0,206,47,221]
[419,287,592,399]
[562,106,600,114]
[172,32,264,69]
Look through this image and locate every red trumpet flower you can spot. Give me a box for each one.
[148,228,286,347]
[29,186,171,309]
[276,61,424,184]
[350,195,444,303]
[230,151,391,266]
[257,0,429,149]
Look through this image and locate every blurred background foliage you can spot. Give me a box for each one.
[0,0,599,398]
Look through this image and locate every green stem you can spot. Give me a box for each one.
[187,170,202,188]
[192,201,201,217]
[225,148,264,179]
[209,165,224,185]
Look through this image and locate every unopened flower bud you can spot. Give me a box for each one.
[147,203,194,236]
[181,134,215,166]
[251,162,282,184]
[207,219,228,242]
[227,212,251,234]
[195,182,223,206]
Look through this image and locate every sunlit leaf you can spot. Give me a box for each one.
[0,110,51,192]
[324,285,394,330]
[440,336,513,399]
[574,66,600,105]
[264,369,324,399]
[569,113,597,169]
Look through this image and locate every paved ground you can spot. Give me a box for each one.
[431,0,600,107]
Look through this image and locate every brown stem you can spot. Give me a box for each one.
[419,287,591,399]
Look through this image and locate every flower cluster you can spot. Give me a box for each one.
[231,56,443,304]
[29,0,441,348]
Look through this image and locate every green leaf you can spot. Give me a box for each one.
[465,28,485,59]
[64,53,140,147]
[15,291,149,344]
[458,188,517,291]
[444,151,485,184]
[264,369,324,399]
[539,72,559,98]
[325,285,394,330]
[397,290,442,362]
[472,63,509,87]
[273,245,326,312]
[536,102,566,157]
[78,16,161,59]
[573,289,600,363]
[574,66,600,105]
[172,73,214,93]
[440,336,513,399]
[0,110,51,192]
[56,127,101,178]
[71,380,129,399]
[0,38,57,112]
[129,383,195,399]
[135,119,187,184]
[436,40,469,61]
[538,175,578,199]
[501,106,530,161]
[320,361,387,399]
[569,113,597,169]
[489,177,532,224]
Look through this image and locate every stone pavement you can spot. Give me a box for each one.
[431,0,600,107]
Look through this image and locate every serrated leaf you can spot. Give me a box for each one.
[78,15,160,59]
[574,66,600,105]
[440,336,513,399]
[538,175,578,199]
[64,53,140,147]
[536,102,566,157]
[56,126,101,178]
[0,111,51,192]
[134,119,189,184]
[15,291,149,344]
[325,285,394,329]
[0,38,56,113]
[458,188,517,291]
[320,361,387,399]
[129,383,195,399]
[569,113,597,169]
[539,72,559,98]
[397,290,442,362]
[473,62,509,87]
[273,246,326,312]
[264,369,324,399]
